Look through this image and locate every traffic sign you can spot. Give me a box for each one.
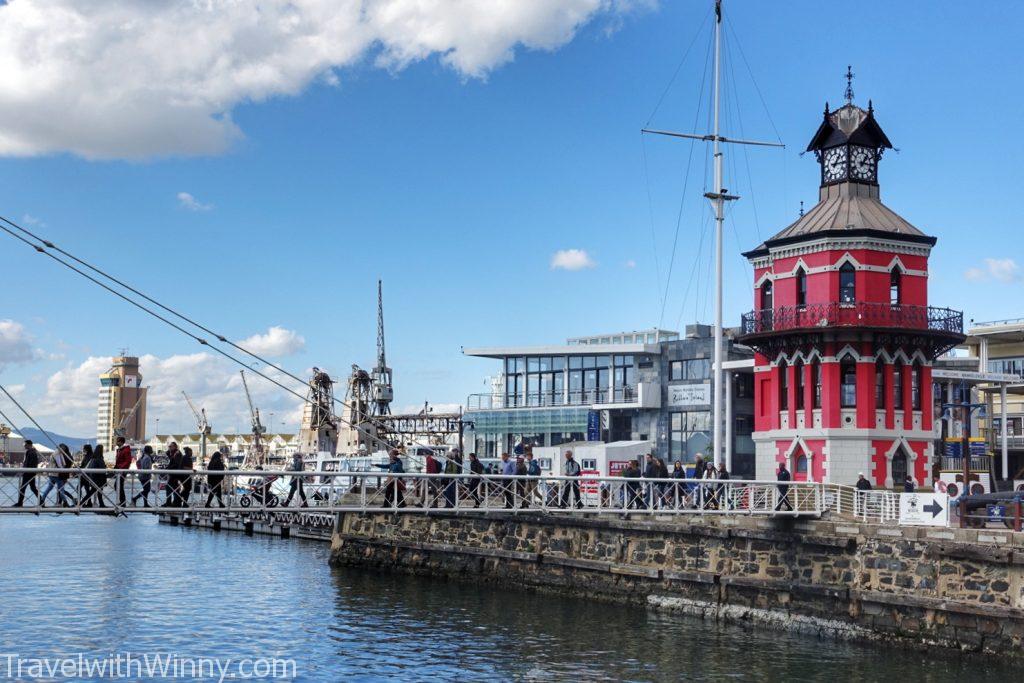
[899,493,949,527]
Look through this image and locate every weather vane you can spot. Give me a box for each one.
[844,65,855,104]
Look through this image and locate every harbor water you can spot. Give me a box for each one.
[0,516,1016,682]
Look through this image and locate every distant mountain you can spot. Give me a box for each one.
[17,428,92,452]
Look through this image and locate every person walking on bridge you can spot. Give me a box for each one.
[180,447,195,507]
[775,462,793,511]
[424,450,441,508]
[205,450,227,508]
[560,451,582,509]
[500,452,516,509]
[80,445,110,509]
[114,436,133,507]
[41,443,73,508]
[443,449,462,508]
[467,453,484,507]
[382,450,406,509]
[284,452,307,507]
[13,439,41,508]
[164,442,183,507]
[132,446,154,507]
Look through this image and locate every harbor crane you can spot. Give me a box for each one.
[240,370,267,468]
[371,280,393,416]
[113,395,145,440]
[182,391,211,465]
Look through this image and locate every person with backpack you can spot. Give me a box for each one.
[13,439,41,507]
[41,443,74,508]
[525,450,542,506]
[132,446,154,507]
[424,451,441,507]
[113,436,133,506]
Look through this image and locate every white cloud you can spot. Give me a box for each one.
[0,320,35,369]
[177,191,212,212]
[964,258,1021,284]
[550,248,596,271]
[21,214,44,227]
[237,326,306,357]
[33,352,307,436]
[624,259,636,268]
[0,0,642,160]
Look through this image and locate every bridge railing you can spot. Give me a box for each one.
[0,468,906,521]
[0,467,835,517]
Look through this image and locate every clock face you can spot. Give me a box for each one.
[849,146,876,181]
[822,146,848,183]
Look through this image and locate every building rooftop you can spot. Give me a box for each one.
[966,318,1024,343]
[463,342,661,360]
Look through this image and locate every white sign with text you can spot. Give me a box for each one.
[667,384,711,407]
[898,492,949,527]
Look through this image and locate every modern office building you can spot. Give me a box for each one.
[463,325,756,477]
[97,355,148,453]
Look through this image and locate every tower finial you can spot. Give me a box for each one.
[799,200,805,217]
[844,65,855,104]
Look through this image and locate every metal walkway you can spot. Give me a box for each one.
[0,468,894,521]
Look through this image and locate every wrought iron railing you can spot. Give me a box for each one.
[740,302,964,336]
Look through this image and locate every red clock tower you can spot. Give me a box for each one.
[738,96,965,488]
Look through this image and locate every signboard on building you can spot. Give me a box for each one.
[898,493,949,527]
[586,410,600,441]
[667,384,711,407]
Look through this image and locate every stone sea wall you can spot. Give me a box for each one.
[330,512,1024,655]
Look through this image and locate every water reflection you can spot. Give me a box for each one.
[0,516,1012,682]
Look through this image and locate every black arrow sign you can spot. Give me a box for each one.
[923,500,944,518]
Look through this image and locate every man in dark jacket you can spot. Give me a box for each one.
[164,442,183,507]
[642,454,659,509]
[855,473,873,491]
[205,450,227,508]
[14,439,40,507]
[467,453,484,507]
[775,462,793,511]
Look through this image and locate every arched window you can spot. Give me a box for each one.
[812,359,822,409]
[760,280,773,310]
[891,448,909,488]
[795,452,808,473]
[794,359,805,410]
[893,360,904,409]
[875,359,886,408]
[841,358,857,408]
[890,267,902,306]
[779,360,789,410]
[796,268,807,308]
[839,262,856,304]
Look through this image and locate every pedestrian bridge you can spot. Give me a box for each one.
[0,468,898,523]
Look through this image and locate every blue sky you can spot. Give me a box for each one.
[0,0,1021,436]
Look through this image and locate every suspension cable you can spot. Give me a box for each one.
[0,381,60,449]
[0,220,449,460]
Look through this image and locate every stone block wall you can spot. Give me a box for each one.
[331,512,1024,655]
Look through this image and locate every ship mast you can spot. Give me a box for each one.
[643,0,783,467]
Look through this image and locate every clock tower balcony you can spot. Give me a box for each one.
[738,301,964,358]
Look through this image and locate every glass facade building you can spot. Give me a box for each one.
[463,326,756,476]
